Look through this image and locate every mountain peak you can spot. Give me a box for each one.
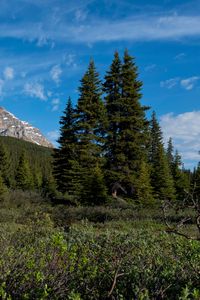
[0,108,53,148]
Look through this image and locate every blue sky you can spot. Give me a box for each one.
[0,0,200,168]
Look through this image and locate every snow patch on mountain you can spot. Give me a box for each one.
[0,107,53,148]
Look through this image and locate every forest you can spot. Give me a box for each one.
[0,50,200,299]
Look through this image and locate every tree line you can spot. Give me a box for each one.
[0,137,53,198]
[53,50,192,206]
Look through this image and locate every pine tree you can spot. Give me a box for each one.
[76,59,106,162]
[0,172,8,201]
[136,161,155,205]
[80,164,108,205]
[166,137,174,172]
[104,50,149,197]
[103,51,124,190]
[75,60,107,204]
[41,172,57,199]
[0,141,11,187]
[53,97,78,195]
[172,150,190,202]
[149,112,175,202]
[193,162,200,201]
[15,151,34,190]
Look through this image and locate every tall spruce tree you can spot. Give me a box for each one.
[166,137,174,172]
[149,112,175,201]
[172,150,190,202]
[15,151,34,190]
[75,60,107,203]
[103,51,123,190]
[104,50,149,197]
[136,161,155,205]
[53,97,79,195]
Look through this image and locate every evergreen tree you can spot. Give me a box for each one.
[0,141,11,187]
[53,97,78,194]
[149,112,175,201]
[172,150,190,202]
[104,50,149,197]
[103,51,124,190]
[0,172,8,201]
[166,137,174,172]
[75,60,107,204]
[80,164,108,205]
[41,172,57,199]
[136,161,155,205]
[15,151,34,190]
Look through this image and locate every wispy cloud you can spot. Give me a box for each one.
[161,76,200,90]
[64,54,77,68]
[174,52,186,60]
[160,77,180,89]
[51,98,60,111]
[50,65,62,84]
[47,130,59,146]
[160,111,200,167]
[144,64,156,72]
[1,14,200,44]
[3,67,14,80]
[180,76,199,90]
[24,82,47,100]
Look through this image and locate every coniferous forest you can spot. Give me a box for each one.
[0,51,200,299]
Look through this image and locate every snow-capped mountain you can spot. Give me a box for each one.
[0,107,53,148]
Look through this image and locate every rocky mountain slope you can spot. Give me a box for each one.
[0,107,53,148]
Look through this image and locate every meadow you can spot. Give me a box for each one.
[0,191,199,300]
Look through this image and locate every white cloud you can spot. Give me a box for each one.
[24,82,47,100]
[50,65,62,84]
[174,52,186,60]
[1,14,200,44]
[160,77,180,89]
[160,111,200,167]
[144,64,156,72]
[64,54,77,68]
[51,98,60,111]
[3,67,14,80]
[161,76,200,90]
[180,76,199,90]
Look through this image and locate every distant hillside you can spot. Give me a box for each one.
[0,136,53,186]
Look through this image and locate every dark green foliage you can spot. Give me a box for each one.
[15,151,34,190]
[80,164,108,205]
[0,173,8,201]
[53,97,78,194]
[72,60,107,203]
[172,151,190,202]
[167,137,174,171]
[0,136,53,188]
[76,59,106,165]
[103,50,149,197]
[41,173,57,199]
[192,162,200,201]
[0,141,11,187]
[149,112,176,201]
[136,161,155,205]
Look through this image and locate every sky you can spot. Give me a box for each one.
[0,0,200,168]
